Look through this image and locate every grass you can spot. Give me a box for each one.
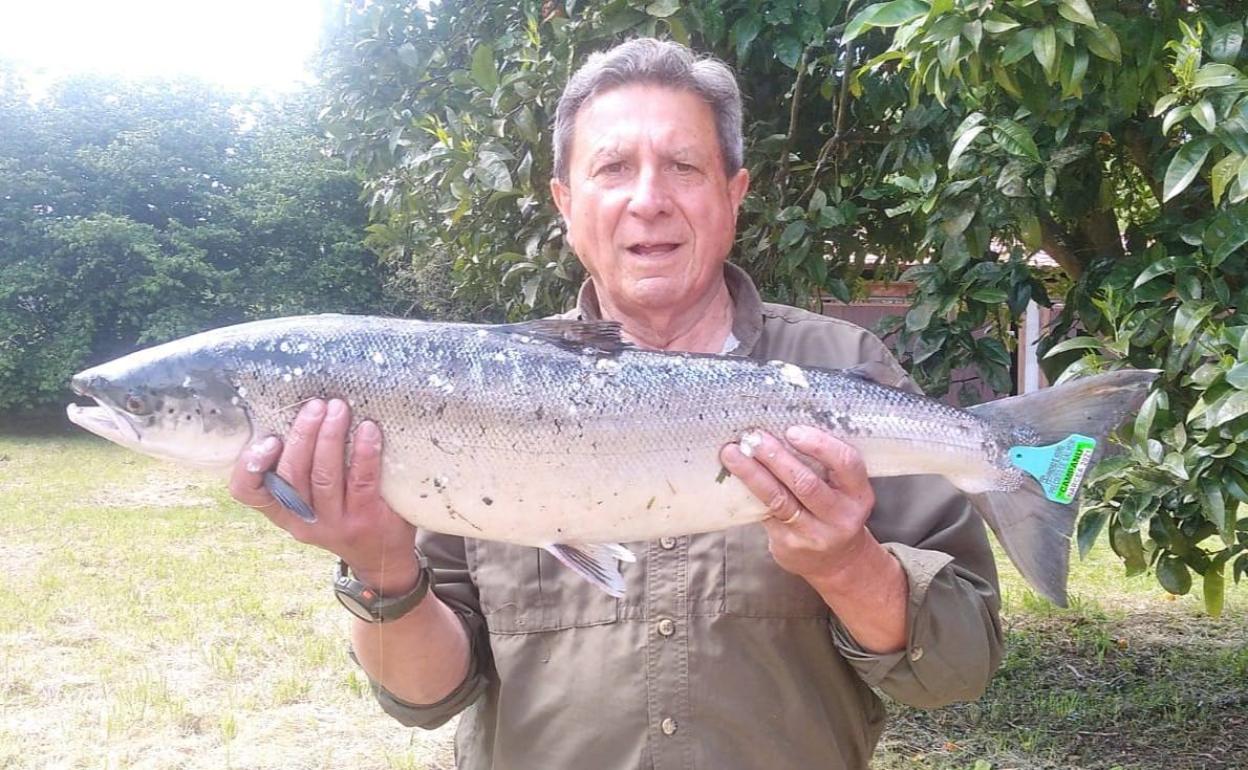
[0,433,456,770]
[1,432,1243,769]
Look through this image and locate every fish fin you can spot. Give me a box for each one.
[842,361,899,385]
[970,483,1072,607]
[964,369,1157,606]
[968,369,1158,449]
[503,319,630,354]
[263,472,317,523]
[544,542,635,597]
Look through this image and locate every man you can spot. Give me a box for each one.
[230,38,1003,769]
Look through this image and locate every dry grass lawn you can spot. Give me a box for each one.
[0,431,1243,769]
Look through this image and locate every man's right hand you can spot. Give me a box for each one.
[228,398,420,595]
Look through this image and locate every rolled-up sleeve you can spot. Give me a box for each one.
[829,476,1005,708]
[359,531,494,729]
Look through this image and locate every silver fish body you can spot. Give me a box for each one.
[67,314,1157,603]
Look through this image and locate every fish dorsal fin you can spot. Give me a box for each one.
[504,319,630,354]
[544,542,636,597]
[843,361,897,384]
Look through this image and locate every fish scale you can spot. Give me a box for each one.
[67,314,1157,603]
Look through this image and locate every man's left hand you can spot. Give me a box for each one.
[719,425,878,588]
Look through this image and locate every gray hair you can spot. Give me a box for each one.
[552,38,744,182]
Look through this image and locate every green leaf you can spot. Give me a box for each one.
[1193,63,1245,91]
[1174,300,1214,346]
[1193,99,1217,133]
[475,149,512,192]
[1134,388,1161,444]
[1204,566,1225,617]
[1210,390,1248,427]
[1157,555,1192,595]
[1033,25,1058,78]
[645,0,681,18]
[731,13,762,59]
[1085,24,1121,63]
[970,287,1008,303]
[906,300,937,332]
[1133,256,1177,288]
[774,36,804,69]
[1076,508,1109,558]
[779,220,808,248]
[948,124,986,169]
[1201,480,1233,544]
[992,120,1041,161]
[1163,138,1214,202]
[1210,21,1245,65]
[1057,0,1096,28]
[1211,152,1243,205]
[1162,106,1191,136]
[1043,336,1102,358]
[470,44,499,93]
[983,12,1020,35]
[843,0,929,42]
[1110,526,1147,577]
[1001,28,1037,67]
[1151,93,1179,117]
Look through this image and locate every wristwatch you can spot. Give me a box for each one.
[333,550,435,623]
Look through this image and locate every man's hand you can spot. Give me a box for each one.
[228,398,419,594]
[720,425,877,584]
[720,425,908,653]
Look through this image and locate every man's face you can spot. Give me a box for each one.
[551,84,750,317]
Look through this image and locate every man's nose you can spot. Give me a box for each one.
[626,166,671,218]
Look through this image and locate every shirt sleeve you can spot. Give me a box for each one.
[358,532,494,729]
[825,330,1005,708]
[828,475,1005,708]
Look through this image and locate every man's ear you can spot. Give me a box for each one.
[551,176,573,221]
[728,167,750,211]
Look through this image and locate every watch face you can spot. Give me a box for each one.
[334,580,378,622]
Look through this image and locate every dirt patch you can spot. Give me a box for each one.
[89,472,216,510]
[877,608,1248,770]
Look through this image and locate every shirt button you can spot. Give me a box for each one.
[909,646,924,662]
[660,717,677,736]
[656,618,675,637]
[659,536,677,550]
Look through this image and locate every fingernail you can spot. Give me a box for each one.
[327,398,345,418]
[358,421,379,443]
[739,430,763,458]
[305,399,325,417]
[786,425,815,444]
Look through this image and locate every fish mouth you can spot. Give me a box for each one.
[66,400,141,444]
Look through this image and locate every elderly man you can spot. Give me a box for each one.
[231,38,1003,770]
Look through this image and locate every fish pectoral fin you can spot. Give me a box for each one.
[263,472,317,523]
[544,542,635,597]
[503,319,630,354]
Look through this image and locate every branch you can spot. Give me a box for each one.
[777,47,810,192]
[1078,208,1126,262]
[1121,122,1163,204]
[1037,211,1085,280]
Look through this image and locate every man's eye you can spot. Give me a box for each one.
[597,162,625,175]
[673,162,696,173]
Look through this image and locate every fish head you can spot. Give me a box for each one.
[67,347,253,471]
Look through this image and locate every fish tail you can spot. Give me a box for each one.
[966,369,1158,606]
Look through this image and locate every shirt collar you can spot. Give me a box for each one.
[571,262,764,356]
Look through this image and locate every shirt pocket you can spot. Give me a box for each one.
[724,523,829,618]
[467,539,620,634]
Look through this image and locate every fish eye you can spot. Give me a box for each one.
[124,395,148,415]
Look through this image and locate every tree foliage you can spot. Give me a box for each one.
[0,73,384,412]
[319,0,1246,605]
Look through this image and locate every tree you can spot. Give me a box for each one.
[317,0,1245,607]
[0,73,385,412]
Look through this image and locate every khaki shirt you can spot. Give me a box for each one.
[364,264,1004,770]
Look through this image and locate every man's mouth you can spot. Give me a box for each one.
[626,242,683,257]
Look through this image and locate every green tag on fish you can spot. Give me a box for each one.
[1008,435,1097,504]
